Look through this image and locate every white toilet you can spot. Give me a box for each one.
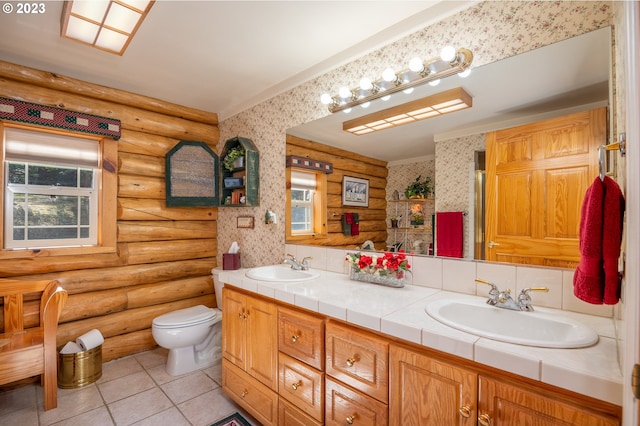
[152,305,222,376]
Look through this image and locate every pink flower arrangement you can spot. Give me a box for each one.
[345,251,411,278]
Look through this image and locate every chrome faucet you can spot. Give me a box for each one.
[284,254,312,271]
[475,279,548,311]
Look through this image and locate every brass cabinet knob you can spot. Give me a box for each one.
[291,334,300,343]
[346,414,357,424]
[459,405,472,418]
[292,380,302,390]
[346,356,359,367]
[478,413,491,426]
[241,390,248,398]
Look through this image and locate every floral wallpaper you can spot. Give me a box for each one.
[217,1,613,268]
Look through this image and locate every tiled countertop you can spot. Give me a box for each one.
[216,267,622,406]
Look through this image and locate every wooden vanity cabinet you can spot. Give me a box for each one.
[389,344,477,426]
[478,376,620,426]
[221,287,278,424]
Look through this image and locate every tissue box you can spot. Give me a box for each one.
[223,253,241,270]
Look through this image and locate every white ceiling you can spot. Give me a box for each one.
[0,1,474,118]
[0,1,610,162]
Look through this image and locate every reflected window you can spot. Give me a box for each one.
[286,168,327,240]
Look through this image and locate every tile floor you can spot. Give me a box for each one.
[0,348,258,426]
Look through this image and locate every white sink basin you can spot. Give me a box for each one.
[426,299,599,348]
[245,264,320,282]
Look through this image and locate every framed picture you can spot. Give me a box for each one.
[237,216,255,229]
[342,176,369,207]
[165,141,219,207]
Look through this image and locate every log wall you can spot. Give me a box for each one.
[286,134,388,248]
[0,60,219,362]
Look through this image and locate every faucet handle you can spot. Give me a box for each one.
[475,279,499,305]
[302,256,312,263]
[475,279,498,292]
[518,287,549,311]
[286,253,297,260]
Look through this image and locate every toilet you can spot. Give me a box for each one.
[152,305,222,376]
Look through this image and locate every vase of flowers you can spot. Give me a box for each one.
[390,215,401,228]
[345,251,410,288]
[410,203,424,227]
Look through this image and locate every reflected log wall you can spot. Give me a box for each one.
[0,60,219,362]
[286,134,388,248]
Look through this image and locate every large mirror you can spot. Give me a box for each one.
[286,27,612,266]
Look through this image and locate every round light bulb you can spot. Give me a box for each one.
[458,68,472,78]
[360,102,371,109]
[381,94,391,101]
[343,108,352,114]
[428,79,441,87]
[359,77,373,91]
[382,67,397,82]
[440,45,456,62]
[403,87,414,95]
[320,93,333,105]
[409,57,424,73]
[339,86,352,99]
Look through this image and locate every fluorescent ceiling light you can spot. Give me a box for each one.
[61,0,154,55]
[343,87,472,135]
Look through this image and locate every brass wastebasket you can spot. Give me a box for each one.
[57,345,103,389]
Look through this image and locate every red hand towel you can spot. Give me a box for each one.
[602,176,625,304]
[436,212,463,258]
[573,177,605,304]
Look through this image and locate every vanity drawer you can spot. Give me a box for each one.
[279,352,325,422]
[326,321,389,403]
[326,377,388,426]
[222,359,278,426]
[279,306,325,370]
[279,397,323,426]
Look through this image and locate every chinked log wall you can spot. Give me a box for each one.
[286,134,388,248]
[0,60,219,363]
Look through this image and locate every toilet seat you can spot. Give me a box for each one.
[152,305,217,329]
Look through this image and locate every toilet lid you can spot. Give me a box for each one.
[152,305,217,328]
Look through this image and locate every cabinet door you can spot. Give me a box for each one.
[222,287,246,368]
[478,376,620,426]
[222,359,278,426]
[279,306,325,370]
[389,344,477,426]
[246,294,278,390]
[326,377,388,426]
[326,321,389,403]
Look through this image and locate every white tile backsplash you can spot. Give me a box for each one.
[411,255,443,289]
[476,262,517,297]
[442,258,476,294]
[515,265,563,309]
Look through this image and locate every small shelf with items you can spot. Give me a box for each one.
[220,136,259,207]
[388,198,434,255]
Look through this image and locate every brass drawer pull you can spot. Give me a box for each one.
[478,413,491,426]
[346,355,359,367]
[459,405,471,418]
[241,389,248,398]
[292,380,302,390]
[291,334,300,343]
[346,414,357,424]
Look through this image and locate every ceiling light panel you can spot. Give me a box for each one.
[343,87,472,135]
[61,0,155,55]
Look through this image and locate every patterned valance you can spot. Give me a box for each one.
[286,155,333,174]
[0,97,121,140]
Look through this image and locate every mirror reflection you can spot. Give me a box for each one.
[286,27,611,267]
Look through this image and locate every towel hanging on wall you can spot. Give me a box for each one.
[436,211,463,258]
[573,176,625,304]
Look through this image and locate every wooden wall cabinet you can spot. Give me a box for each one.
[220,136,259,207]
[221,287,277,425]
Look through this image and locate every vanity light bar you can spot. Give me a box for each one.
[343,87,472,135]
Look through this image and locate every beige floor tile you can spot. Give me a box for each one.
[108,387,173,426]
[201,360,222,385]
[161,370,216,405]
[98,356,144,384]
[38,385,104,426]
[134,348,168,370]
[50,406,114,426]
[2,405,39,425]
[145,364,188,386]
[177,387,238,426]
[0,384,37,415]
[130,407,190,426]
[98,370,155,404]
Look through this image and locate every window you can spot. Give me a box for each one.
[1,124,117,255]
[286,168,327,240]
